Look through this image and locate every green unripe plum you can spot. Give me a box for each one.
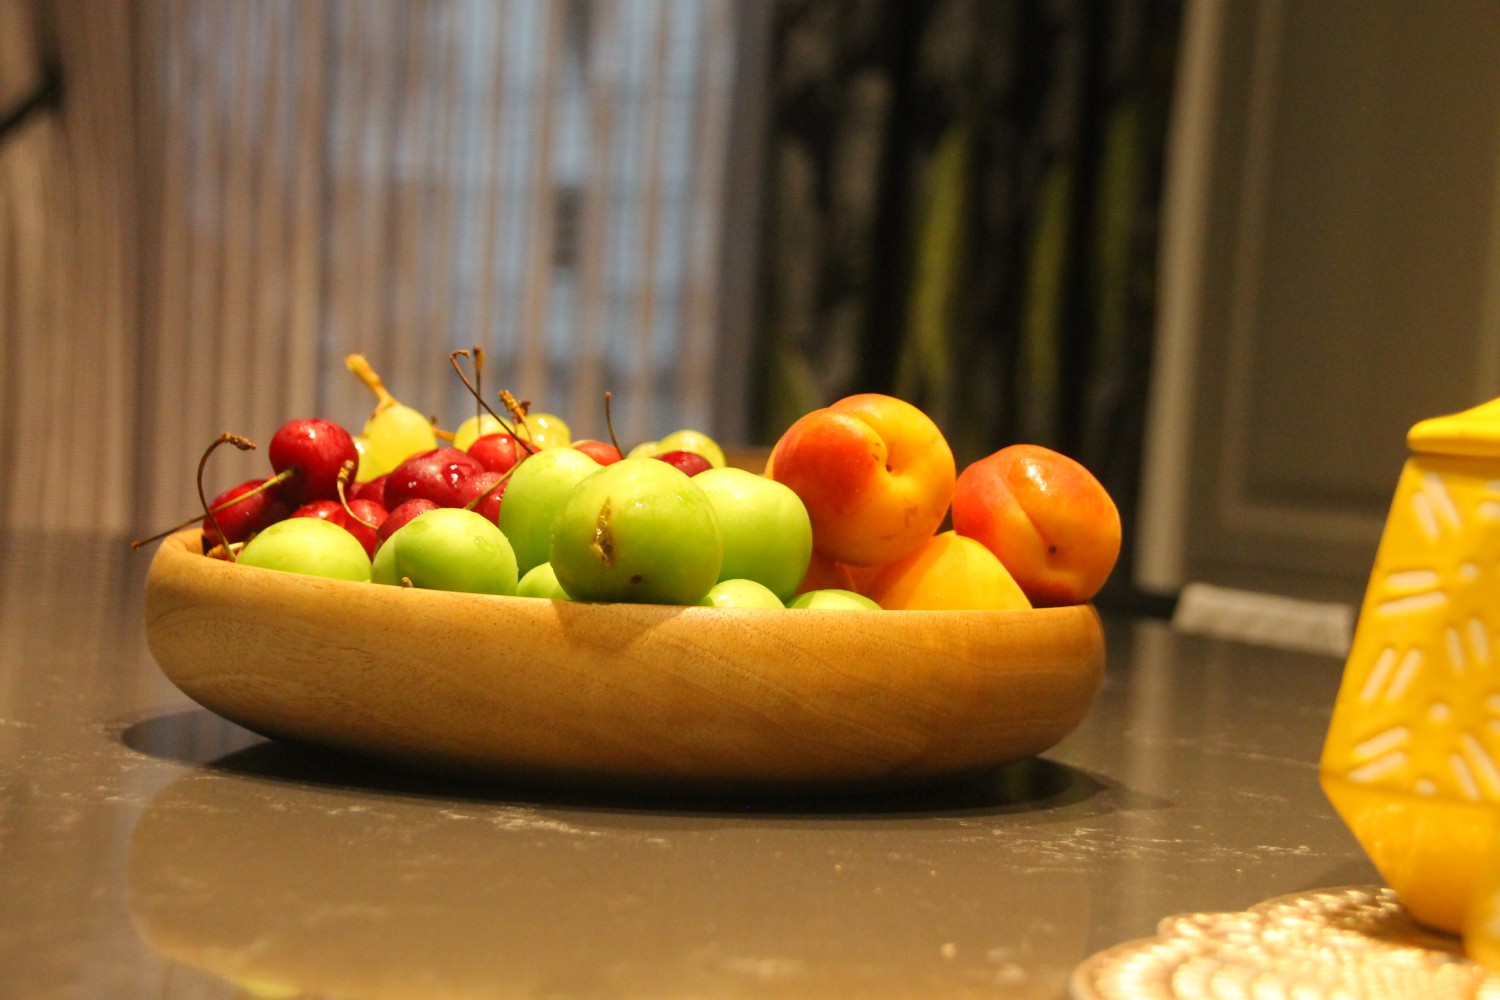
[694,467,812,602]
[656,429,726,468]
[550,458,723,605]
[699,579,783,609]
[384,508,518,595]
[516,562,571,600]
[370,537,399,586]
[627,429,726,469]
[788,588,881,611]
[625,440,663,460]
[499,447,602,574]
[238,517,372,582]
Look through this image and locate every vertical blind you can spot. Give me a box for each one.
[0,0,752,535]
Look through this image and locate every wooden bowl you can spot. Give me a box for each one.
[144,530,1105,793]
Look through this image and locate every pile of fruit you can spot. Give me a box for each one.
[154,355,1120,611]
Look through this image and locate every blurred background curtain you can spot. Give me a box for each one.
[755,0,1181,599]
[0,0,760,535]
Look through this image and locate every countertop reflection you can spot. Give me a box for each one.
[0,531,1379,999]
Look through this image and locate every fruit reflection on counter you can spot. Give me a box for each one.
[127,762,1092,1000]
[156,355,1120,610]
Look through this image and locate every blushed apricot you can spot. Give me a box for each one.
[767,394,955,566]
[952,445,1120,607]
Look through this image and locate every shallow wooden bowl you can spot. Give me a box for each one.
[144,530,1105,793]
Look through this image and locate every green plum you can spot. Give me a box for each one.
[699,579,783,609]
[627,429,726,469]
[383,508,518,595]
[237,517,372,582]
[693,467,812,602]
[656,429,726,468]
[625,440,663,460]
[550,458,723,605]
[370,537,399,586]
[498,447,602,574]
[516,562,571,600]
[788,588,881,611]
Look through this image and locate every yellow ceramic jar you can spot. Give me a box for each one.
[1321,397,1500,933]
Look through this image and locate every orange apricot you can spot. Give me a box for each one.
[766,394,955,566]
[951,445,1120,607]
[864,531,1031,611]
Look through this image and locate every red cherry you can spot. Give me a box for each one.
[343,498,387,559]
[201,477,292,547]
[384,447,484,509]
[472,484,505,526]
[378,498,439,545]
[454,470,507,526]
[350,474,389,505]
[292,498,386,559]
[467,433,523,475]
[269,418,359,504]
[654,450,713,476]
[291,499,346,525]
[573,440,623,466]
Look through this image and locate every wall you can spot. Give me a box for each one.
[1139,0,1500,604]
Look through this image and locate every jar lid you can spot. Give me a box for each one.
[1407,397,1500,457]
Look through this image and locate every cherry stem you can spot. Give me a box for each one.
[462,464,519,512]
[336,460,378,530]
[346,354,399,413]
[472,344,484,428]
[604,390,623,457]
[499,390,538,455]
[430,416,455,442]
[198,433,257,561]
[130,468,294,549]
[448,350,534,454]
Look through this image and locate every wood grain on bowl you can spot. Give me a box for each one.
[144,531,1105,792]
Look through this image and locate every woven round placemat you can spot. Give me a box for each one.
[1071,886,1500,1000]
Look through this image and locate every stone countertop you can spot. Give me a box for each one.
[0,530,1378,1000]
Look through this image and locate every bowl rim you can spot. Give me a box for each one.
[149,528,1101,621]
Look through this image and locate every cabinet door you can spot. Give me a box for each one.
[1141,0,1500,604]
